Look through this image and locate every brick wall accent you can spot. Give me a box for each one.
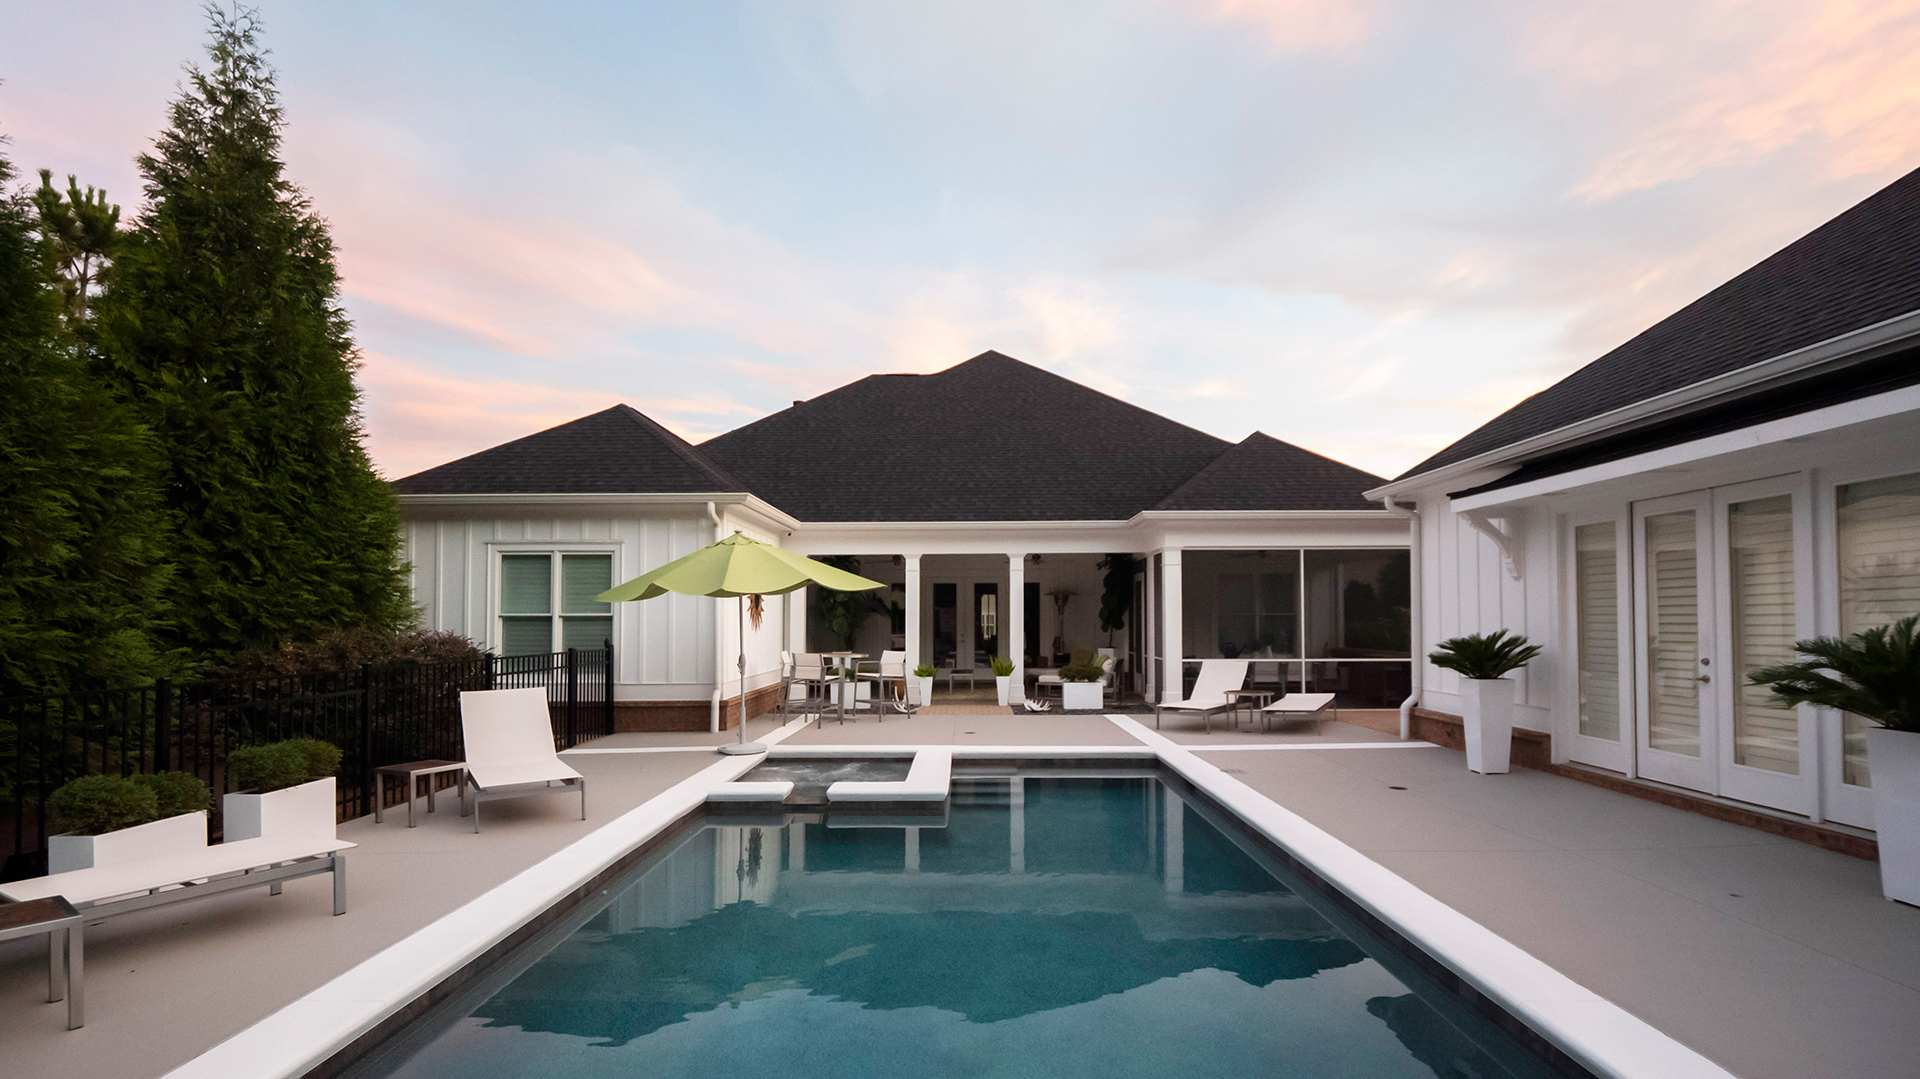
[611,683,787,733]
[1410,708,1552,770]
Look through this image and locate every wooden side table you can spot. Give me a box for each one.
[375,760,468,827]
[1222,689,1276,730]
[0,896,83,1029]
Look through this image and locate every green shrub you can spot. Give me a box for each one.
[47,774,159,836]
[990,656,1015,677]
[131,771,211,817]
[912,664,936,678]
[1061,661,1105,683]
[1428,630,1541,680]
[228,737,341,793]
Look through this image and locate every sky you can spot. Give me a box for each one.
[3,1,1918,481]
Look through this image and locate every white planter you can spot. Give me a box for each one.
[48,810,208,874]
[1867,727,1920,906]
[995,675,1012,707]
[911,674,934,707]
[1459,678,1514,774]
[1062,681,1104,711]
[223,776,339,840]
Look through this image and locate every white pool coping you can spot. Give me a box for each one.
[162,715,1734,1079]
[826,747,952,801]
[704,780,794,802]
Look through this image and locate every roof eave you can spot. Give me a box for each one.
[393,490,799,529]
[1368,305,1920,501]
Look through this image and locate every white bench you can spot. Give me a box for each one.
[827,748,952,802]
[1259,692,1338,734]
[1,833,351,920]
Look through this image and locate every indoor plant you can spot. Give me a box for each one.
[45,771,212,873]
[992,656,1016,706]
[223,737,342,840]
[1428,630,1541,774]
[912,664,936,709]
[1750,614,1920,904]
[1060,657,1106,711]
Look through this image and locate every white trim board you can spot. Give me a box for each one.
[1185,742,1446,752]
[164,715,1731,1079]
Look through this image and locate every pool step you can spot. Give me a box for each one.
[826,748,951,803]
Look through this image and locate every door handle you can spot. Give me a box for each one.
[1696,675,1711,684]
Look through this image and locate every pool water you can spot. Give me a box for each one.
[365,775,1560,1079]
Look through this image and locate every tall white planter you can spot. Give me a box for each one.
[48,810,208,874]
[911,674,934,708]
[1866,727,1920,906]
[1459,678,1514,775]
[223,776,339,840]
[1062,681,1104,711]
[995,675,1012,707]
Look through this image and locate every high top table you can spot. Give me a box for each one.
[817,652,868,724]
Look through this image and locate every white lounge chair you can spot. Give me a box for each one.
[0,797,352,924]
[459,688,587,833]
[1153,659,1249,734]
[1260,692,1338,734]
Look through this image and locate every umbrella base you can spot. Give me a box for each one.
[717,742,768,755]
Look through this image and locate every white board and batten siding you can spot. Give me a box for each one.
[402,512,718,701]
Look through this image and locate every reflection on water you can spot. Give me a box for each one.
[370,777,1554,1079]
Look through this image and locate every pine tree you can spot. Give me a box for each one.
[96,7,410,662]
[0,149,171,696]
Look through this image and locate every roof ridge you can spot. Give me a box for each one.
[609,404,750,491]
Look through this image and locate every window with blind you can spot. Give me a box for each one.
[1838,471,1920,787]
[1574,523,1620,741]
[1728,496,1798,774]
[499,553,613,656]
[1645,511,1701,756]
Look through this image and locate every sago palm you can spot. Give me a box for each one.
[1427,630,1541,680]
[1748,614,1920,733]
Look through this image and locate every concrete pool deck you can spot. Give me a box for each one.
[2,709,1915,1078]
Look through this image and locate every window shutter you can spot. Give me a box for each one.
[501,555,552,614]
[1575,524,1620,742]
[1728,496,1797,775]
[1645,511,1701,756]
[1837,472,1920,786]
[561,554,613,614]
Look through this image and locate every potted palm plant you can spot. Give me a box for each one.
[1428,630,1542,774]
[992,656,1016,706]
[1750,614,1920,905]
[912,664,937,709]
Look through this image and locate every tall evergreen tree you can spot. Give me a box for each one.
[96,7,410,662]
[0,149,171,696]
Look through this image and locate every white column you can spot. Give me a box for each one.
[905,827,920,874]
[1009,777,1026,874]
[1161,549,1183,703]
[1163,786,1184,893]
[788,581,807,652]
[1144,555,1158,701]
[904,555,922,700]
[1007,553,1026,706]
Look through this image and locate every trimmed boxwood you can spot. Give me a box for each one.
[47,775,160,837]
[228,737,343,793]
[131,771,212,818]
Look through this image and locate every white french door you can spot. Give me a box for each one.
[1629,479,1813,813]
[1633,492,1717,793]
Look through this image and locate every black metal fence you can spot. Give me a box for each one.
[0,646,613,881]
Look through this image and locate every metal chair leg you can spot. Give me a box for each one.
[332,852,348,916]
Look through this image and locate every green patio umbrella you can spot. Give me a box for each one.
[597,532,884,754]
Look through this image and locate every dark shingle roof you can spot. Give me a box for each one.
[1153,432,1385,511]
[699,352,1236,521]
[391,405,747,495]
[1400,165,1920,482]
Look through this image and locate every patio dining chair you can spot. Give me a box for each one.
[458,687,587,832]
[1153,659,1249,734]
[857,650,914,716]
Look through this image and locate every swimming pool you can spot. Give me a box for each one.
[353,773,1565,1079]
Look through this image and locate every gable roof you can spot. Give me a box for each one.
[1398,165,1920,483]
[699,352,1236,521]
[1153,432,1384,511]
[391,404,747,495]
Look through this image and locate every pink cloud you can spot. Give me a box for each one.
[1204,0,1380,53]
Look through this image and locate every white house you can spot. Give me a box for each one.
[1369,167,1920,833]
[393,352,1410,730]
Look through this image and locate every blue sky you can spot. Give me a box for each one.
[4,1,1918,479]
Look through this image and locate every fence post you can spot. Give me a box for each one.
[358,663,373,818]
[603,638,615,736]
[153,679,172,773]
[565,648,579,748]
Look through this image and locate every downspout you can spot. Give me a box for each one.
[1382,496,1421,741]
[708,501,723,733]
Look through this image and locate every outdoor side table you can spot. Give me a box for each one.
[1222,689,1275,730]
[0,896,83,1029]
[375,760,468,827]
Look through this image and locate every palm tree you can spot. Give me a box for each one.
[1748,614,1920,733]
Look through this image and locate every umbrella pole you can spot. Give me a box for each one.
[719,593,766,755]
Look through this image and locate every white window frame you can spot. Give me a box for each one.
[1558,508,1634,775]
[487,543,622,658]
